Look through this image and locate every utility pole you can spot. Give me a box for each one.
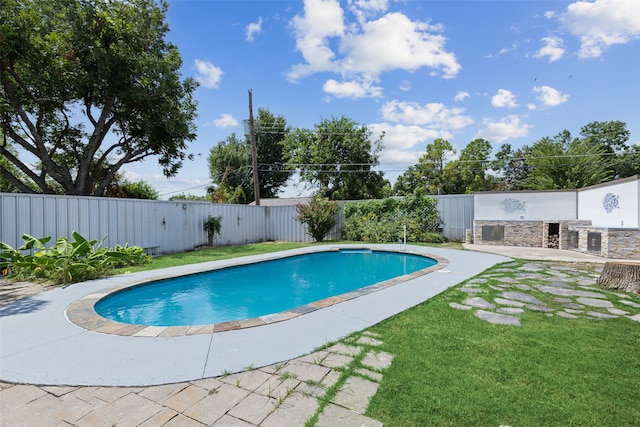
[248,89,260,206]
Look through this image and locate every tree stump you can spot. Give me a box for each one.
[596,261,640,294]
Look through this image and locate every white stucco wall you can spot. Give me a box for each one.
[474,191,577,221]
[578,177,640,228]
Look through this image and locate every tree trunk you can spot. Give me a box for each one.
[596,261,640,294]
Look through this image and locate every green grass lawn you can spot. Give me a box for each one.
[117,241,311,273]
[365,260,640,427]
[118,242,640,426]
[119,240,464,274]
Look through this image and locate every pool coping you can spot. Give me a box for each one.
[65,246,449,337]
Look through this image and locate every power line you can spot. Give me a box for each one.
[161,148,637,195]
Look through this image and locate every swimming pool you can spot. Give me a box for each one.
[94,248,437,327]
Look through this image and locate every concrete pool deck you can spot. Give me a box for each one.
[0,244,513,387]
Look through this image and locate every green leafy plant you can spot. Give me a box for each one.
[295,196,339,242]
[108,244,151,268]
[203,215,223,246]
[0,232,151,285]
[342,195,443,243]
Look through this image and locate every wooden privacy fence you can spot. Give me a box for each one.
[0,193,472,254]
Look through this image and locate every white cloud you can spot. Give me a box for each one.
[533,85,569,107]
[246,17,263,42]
[211,114,239,128]
[370,104,466,169]
[369,123,444,151]
[557,0,640,58]
[195,60,223,89]
[475,115,531,143]
[491,89,518,108]
[288,0,346,81]
[378,149,424,168]
[454,91,470,102]
[340,12,460,78]
[323,79,383,98]
[288,0,461,97]
[486,42,519,58]
[398,80,411,91]
[534,36,565,62]
[348,0,389,24]
[380,100,473,130]
[368,122,447,168]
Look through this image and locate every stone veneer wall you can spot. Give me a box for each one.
[607,229,640,259]
[474,220,543,247]
[473,219,640,260]
[569,226,640,259]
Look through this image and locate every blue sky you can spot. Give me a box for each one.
[122,0,640,199]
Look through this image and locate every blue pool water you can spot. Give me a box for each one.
[95,249,436,326]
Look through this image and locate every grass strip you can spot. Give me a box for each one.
[304,334,384,427]
[116,241,310,273]
[116,240,463,274]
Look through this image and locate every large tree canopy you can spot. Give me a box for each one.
[207,133,251,203]
[393,138,455,196]
[442,138,494,194]
[207,108,292,203]
[284,116,388,200]
[522,131,612,190]
[0,0,197,196]
[491,143,530,191]
[579,120,638,178]
[392,120,637,195]
[254,108,293,198]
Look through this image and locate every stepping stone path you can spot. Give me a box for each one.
[0,330,391,426]
[449,261,640,327]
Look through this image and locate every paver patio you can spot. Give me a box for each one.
[0,333,389,426]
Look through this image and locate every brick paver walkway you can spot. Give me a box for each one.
[0,332,390,426]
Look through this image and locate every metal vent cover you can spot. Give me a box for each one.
[587,232,601,252]
[482,225,504,242]
[567,231,579,249]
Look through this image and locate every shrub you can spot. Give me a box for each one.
[342,195,443,243]
[204,215,222,246]
[0,232,151,285]
[295,196,339,242]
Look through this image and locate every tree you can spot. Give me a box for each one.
[392,164,425,196]
[459,138,493,192]
[284,116,387,200]
[295,196,339,242]
[580,121,636,179]
[491,143,530,191]
[618,144,640,177]
[0,141,27,192]
[392,138,455,195]
[103,175,159,200]
[207,109,292,203]
[169,193,210,202]
[0,0,197,196]
[254,108,293,198]
[580,120,630,154]
[441,138,493,194]
[207,133,251,202]
[523,131,611,190]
